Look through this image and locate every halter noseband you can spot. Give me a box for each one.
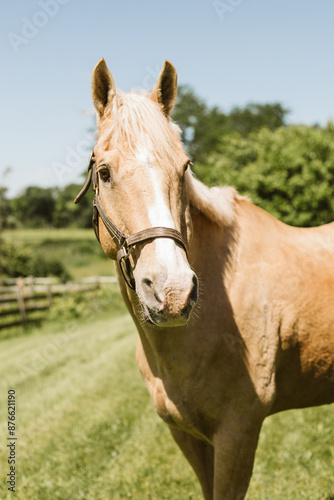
[74,151,188,290]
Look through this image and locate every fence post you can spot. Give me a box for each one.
[16,277,27,329]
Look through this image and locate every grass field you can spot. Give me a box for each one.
[1,229,333,498]
[0,311,333,500]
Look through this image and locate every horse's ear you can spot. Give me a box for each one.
[91,59,116,117]
[151,60,177,117]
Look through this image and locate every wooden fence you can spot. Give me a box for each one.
[0,276,117,330]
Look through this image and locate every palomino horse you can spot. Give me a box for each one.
[76,59,334,499]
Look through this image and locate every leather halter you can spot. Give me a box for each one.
[74,151,188,290]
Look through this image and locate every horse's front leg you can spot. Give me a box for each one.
[169,426,214,500]
[213,411,263,500]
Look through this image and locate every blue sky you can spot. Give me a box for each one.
[1,0,334,197]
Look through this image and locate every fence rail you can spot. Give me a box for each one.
[0,276,117,330]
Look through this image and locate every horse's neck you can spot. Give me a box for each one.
[189,208,239,291]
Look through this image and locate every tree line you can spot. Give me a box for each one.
[1,86,334,231]
[0,183,94,231]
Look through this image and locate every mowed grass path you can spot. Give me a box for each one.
[0,315,201,500]
[0,313,333,500]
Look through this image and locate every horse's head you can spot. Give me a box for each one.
[91,59,198,327]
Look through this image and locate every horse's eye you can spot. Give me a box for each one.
[184,161,192,174]
[98,167,111,183]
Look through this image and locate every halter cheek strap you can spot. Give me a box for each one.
[74,151,188,291]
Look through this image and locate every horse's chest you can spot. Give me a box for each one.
[150,377,211,439]
[137,353,215,441]
[151,379,182,425]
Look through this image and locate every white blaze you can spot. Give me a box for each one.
[147,167,182,268]
[135,141,187,272]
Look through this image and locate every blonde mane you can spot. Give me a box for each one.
[185,170,239,227]
[97,90,238,226]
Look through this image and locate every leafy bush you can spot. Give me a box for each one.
[195,123,334,227]
[30,256,70,281]
[48,285,126,322]
[0,239,32,277]
[0,238,70,280]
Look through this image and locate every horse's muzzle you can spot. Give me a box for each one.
[140,273,198,327]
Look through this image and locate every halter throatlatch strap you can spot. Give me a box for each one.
[74,150,188,290]
[94,195,127,247]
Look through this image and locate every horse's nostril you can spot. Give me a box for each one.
[188,274,199,306]
[181,275,198,317]
[181,303,192,317]
[142,277,163,307]
[142,277,153,289]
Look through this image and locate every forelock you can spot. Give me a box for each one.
[96,91,182,162]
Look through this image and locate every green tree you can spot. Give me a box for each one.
[0,167,16,230]
[53,182,94,228]
[172,85,214,162]
[172,86,289,164]
[228,103,289,136]
[196,123,334,227]
[0,186,10,231]
[10,186,56,228]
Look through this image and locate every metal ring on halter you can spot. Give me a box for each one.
[117,247,136,290]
